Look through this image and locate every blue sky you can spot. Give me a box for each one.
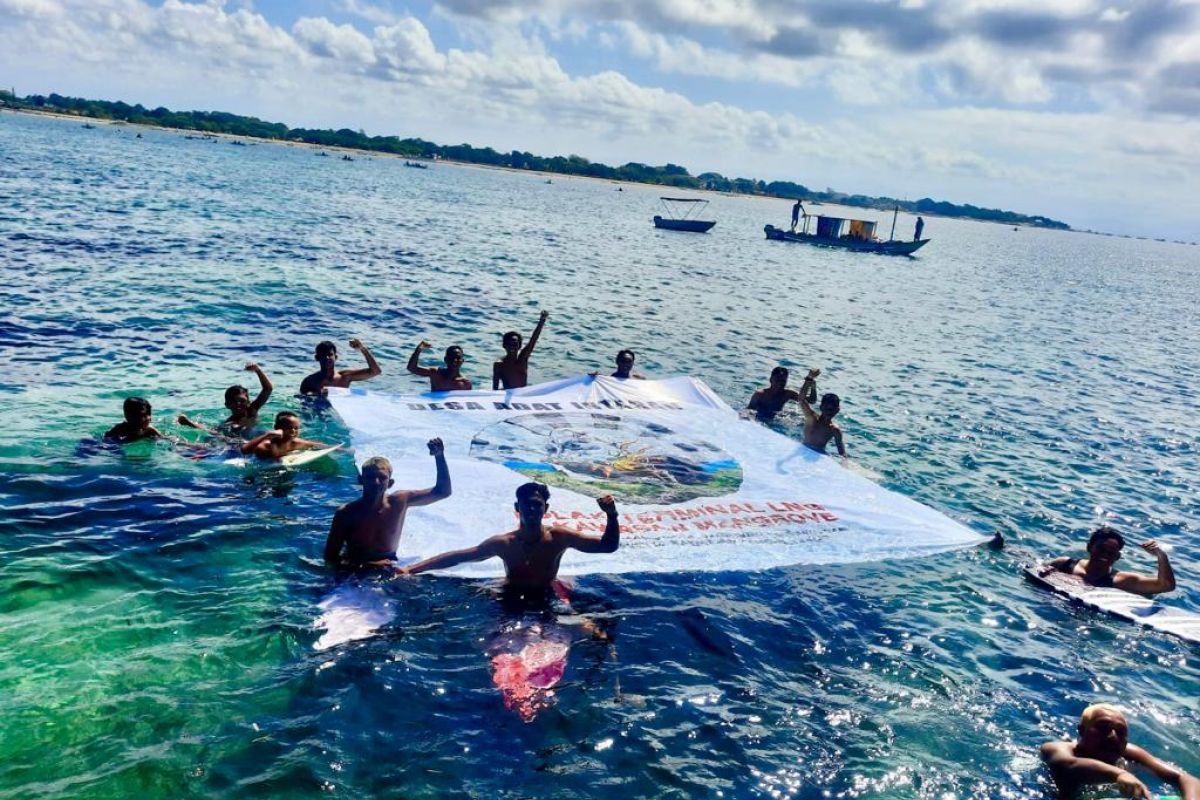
[2,0,1197,237]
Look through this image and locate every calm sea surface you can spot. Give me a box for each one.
[1,111,1197,799]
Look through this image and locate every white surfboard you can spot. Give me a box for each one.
[313,582,398,651]
[224,445,341,469]
[1025,565,1200,644]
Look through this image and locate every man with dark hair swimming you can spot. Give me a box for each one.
[1042,526,1177,595]
[748,366,818,421]
[408,341,472,391]
[300,338,382,396]
[1041,704,1199,799]
[240,411,335,460]
[178,361,274,434]
[400,483,619,590]
[324,439,451,567]
[493,310,549,390]
[797,371,846,456]
[105,397,166,443]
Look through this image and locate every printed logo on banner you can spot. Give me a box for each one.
[468,412,743,504]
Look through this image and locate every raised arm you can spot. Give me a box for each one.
[519,310,549,361]
[1126,744,1200,800]
[798,375,818,422]
[407,340,436,378]
[324,507,350,563]
[342,339,382,383]
[403,537,502,576]
[1041,742,1151,798]
[246,362,274,411]
[560,495,620,554]
[1115,541,1176,595]
[397,438,452,507]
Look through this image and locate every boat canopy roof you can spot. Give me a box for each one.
[656,196,712,222]
[660,197,707,203]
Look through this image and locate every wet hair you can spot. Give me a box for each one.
[315,340,337,359]
[515,482,550,504]
[361,456,392,475]
[1079,703,1124,732]
[224,385,249,405]
[274,411,300,427]
[770,366,789,380]
[1087,526,1125,552]
[123,397,151,418]
[502,331,521,347]
[616,349,636,363]
[819,393,840,413]
[444,346,464,361]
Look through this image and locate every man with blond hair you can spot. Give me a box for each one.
[1041,703,1199,799]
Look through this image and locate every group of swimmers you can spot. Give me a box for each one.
[99,315,1196,798]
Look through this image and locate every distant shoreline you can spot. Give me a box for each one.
[2,94,1072,231]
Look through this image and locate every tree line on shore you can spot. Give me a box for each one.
[1,90,1070,230]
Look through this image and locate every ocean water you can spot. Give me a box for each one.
[1,111,1198,799]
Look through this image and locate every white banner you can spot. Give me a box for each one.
[327,376,986,577]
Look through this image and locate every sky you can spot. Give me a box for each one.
[1,0,1197,237]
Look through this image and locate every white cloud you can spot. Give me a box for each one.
[294,17,376,65]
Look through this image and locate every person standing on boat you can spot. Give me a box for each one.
[914,216,925,241]
[791,199,806,233]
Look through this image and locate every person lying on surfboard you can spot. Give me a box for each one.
[408,341,472,391]
[240,411,335,460]
[299,338,381,396]
[324,439,451,567]
[399,483,619,590]
[178,361,274,435]
[747,366,818,421]
[798,371,846,456]
[493,310,549,390]
[1041,704,1200,800]
[1042,526,1176,596]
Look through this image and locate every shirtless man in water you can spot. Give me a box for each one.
[408,341,472,391]
[1042,704,1199,800]
[240,411,335,460]
[747,367,818,421]
[299,339,381,396]
[1042,526,1176,596]
[105,397,166,443]
[797,371,846,456]
[324,439,451,566]
[179,361,274,435]
[400,483,619,590]
[493,310,549,390]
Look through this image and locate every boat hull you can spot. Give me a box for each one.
[764,225,928,255]
[654,217,716,233]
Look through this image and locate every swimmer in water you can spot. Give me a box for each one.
[1041,704,1199,800]
[105,397,166,443]
[798,371,846,456]
[400,483,619,591]
[611,349,644,380]
[239,411,334,460]
[178,361,274,435]
[493,310,549,390]
[408,341,472,391]
[747,366,818,421]
[299,338,382,396]
[324,439,451,567]
[1042,526,1176,596]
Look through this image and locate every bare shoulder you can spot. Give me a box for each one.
[1040,740,1073,761]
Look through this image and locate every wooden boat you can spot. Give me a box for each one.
[765,209,928,255]
[404,161,429,169]
[653,197,716,233]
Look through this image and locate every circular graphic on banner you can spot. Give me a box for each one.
[469,412,743,504]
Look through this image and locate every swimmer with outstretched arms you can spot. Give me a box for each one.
[399,483,619,591]
[747,366,818,421]
[240,411,335,460]
[324,439,451,567]
[178,361,273,435]
[408,341,472,391]
[493,310,549,390]
[1041,704,1199,800]
[1042,526,1176,596]
[797,371,846,456]
[299,338,381,396]
[105,397,166,443]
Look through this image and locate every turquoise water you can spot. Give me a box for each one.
[2,111,1198,798]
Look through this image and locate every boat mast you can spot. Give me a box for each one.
[889,204,898,241]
